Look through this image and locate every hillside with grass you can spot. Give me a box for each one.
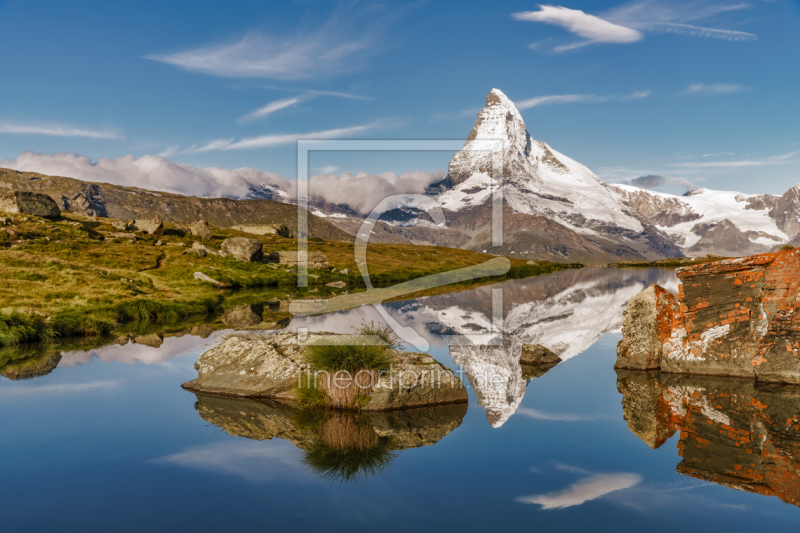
[0,210,579,347]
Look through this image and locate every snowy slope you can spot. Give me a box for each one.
[613,184,793,254]
[439,89,645,236]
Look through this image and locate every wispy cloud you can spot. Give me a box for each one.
[513,5,643,52]
[517,468,642,510]
[237,91,369,124]
[145,6,387,81]
[516,90,651,110]
[0,123,122,140]
[516,408,603,422]
[151,440,303,483]
[672,150,800,169]
[191,121,387,152]
[660,23,756,41]
[625,174,695,190]
[517,1,758,52]
[0,380,123,397]
[237,96,308,124]
[682,83,750,95]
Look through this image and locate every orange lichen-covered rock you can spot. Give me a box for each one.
[616,370,800,508]
[617,249,800,383]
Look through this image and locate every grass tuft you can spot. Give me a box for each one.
[0,311,56,346]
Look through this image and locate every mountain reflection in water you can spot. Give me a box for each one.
[1,267,679,429]
[191,393,467,482]
[617,370,800,508]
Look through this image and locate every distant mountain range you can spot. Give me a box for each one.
[3,89,799,261]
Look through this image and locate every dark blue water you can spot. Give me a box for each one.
[2,268,799,531]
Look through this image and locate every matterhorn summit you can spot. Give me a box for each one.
[431,89,682,262]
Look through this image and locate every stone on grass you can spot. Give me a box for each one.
[0,191,60,218]
[133,216,164,236]
[190,220,213,240]
[221,237,263,262]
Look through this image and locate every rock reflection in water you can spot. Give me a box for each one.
[0,344,62,380]
[192,393,467,482]
[617,370,800,507]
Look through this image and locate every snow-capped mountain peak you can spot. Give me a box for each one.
[433,89,684,261]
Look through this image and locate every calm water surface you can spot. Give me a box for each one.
[2,267,799,531]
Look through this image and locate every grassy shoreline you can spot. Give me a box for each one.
[0,211,580,347]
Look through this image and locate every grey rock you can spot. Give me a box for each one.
[0,191,60,218]
[221,237,263,262]
[325,281,347,288]
[131,333,164,348]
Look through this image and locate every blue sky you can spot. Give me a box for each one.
[1,0,799,196]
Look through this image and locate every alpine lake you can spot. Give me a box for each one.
[3,266,800,531]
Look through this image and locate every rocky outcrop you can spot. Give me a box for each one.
[267,250,329,269]
[221,237,263,262]
[617,369,800,508]
[0,191,60,218]
[133,216,164,236]
[616,249,800,383]
[182,332,468,410]
[615,285,679,370]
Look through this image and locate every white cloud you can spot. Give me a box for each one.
[0,151,443,215]
[516,90,650,110]
[58,332,226,367]
[625,90,652,99]
[192,121,386,152]
[682,83,749,95]
[151,440,303,483]
[517,94,604,109]
[0,123,122,140]
[513,5,643,51]
[237,96,308,124]
[1,151,291,199]
[304,169,445,214]
[517,471,642,510]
